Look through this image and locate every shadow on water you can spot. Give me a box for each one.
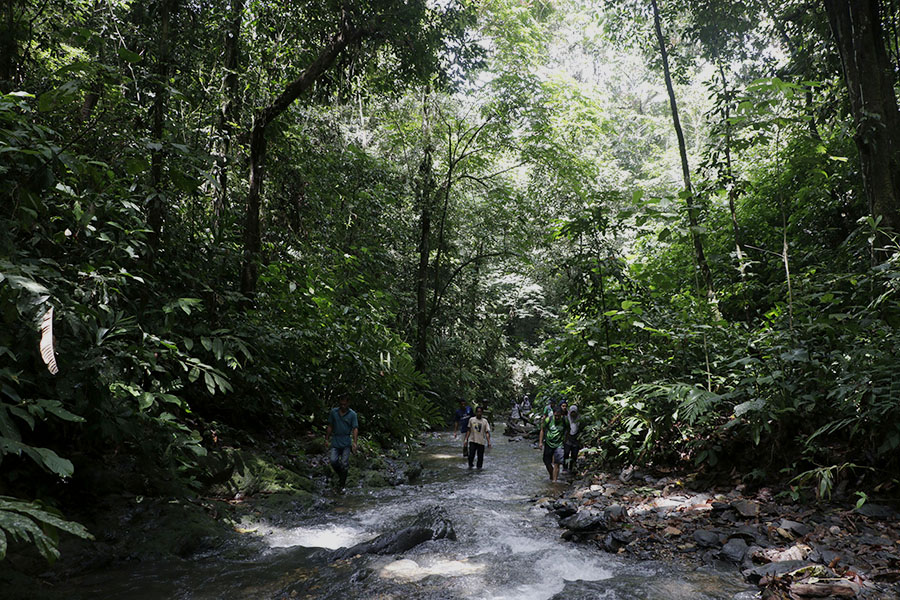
[59,428,755,599]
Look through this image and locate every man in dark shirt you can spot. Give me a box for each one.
[453,399,474,457]
[325,395,358,491]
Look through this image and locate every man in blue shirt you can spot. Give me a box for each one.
[453,399,474,457]
[326,394,358,491]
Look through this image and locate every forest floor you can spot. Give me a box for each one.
[509,419,900,599]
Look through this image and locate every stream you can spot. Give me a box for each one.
[64,429,756,599]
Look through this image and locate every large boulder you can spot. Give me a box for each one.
[330,507,456,560]
[559,509,609,533]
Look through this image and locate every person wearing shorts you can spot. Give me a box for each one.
[539,405,566,482]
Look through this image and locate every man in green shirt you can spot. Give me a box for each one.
[538,405,566,482]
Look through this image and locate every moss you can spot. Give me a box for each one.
[359,469,389,488]
[227,452,315,495]
[244,491,316,524]
[125,500,233,558]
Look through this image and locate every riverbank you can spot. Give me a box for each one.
[534,463,900,599]
[0,433,424,599]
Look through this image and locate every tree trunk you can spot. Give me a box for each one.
[148,0,174,257]
[650,0,714,296]
[214,0,243,233]
[760,0,822,139]
[413,151,434,372]
[0,1,20,90]
[824,0,900,239]
[718,64,750,321]
[239,22,365,295]
[414,91,435,372]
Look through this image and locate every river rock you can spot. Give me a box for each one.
[732,500,760,518]
[604,504,628,522]
[552,499,578,518]
[729,524,761,544]
[600,529,633,552]
[719,538,749,563]
[663,526,682,537]
[857,533,893,546]
[778,518,810,537]
[693,529,721,548]
[854,503,898,520]
[559,509,609,532]
[742,560,816,584]
[330,506,456,560]
[758,543,811,563]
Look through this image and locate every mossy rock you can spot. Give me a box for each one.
[365,456,388,471]
[229,453,314,495]
[359,470,389,488]
[129,500,232,558]
[245,491,316,524]
[303,437,329,455]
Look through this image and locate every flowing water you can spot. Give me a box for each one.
[64,430,756,599]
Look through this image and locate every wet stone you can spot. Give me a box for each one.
[604,504,628,522]
[686,493,712,506]
[855,503,898,520]
[778,518,811,537]
[720,538,749,563]
[693,529,721,548]
[858,533,893,547]
[552,499,578,518]
[732,500,760,518]
[559,509,609,532]
[730,524,761,544]
[718,510,738,523]
[600,529,632,552]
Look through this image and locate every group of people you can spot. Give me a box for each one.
[537,400,580,482]
[324,393,580,490]
[452,396,581,482]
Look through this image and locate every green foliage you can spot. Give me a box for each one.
[0,496,93,563]
[6,0,900,566]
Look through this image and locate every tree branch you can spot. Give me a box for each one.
[426,250,514,325]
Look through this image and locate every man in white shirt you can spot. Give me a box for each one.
[464,406,491,469]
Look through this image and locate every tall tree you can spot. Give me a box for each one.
[148,0,176,256]
[240,16,366,295]
[239,1,477,295]
[650,0,714,295]
[213,0,244,233]
[414,93,436,372]
[824,0,900,236]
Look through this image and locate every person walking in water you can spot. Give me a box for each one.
[563,404,581,475]
[464,405,491,469]
[539,404,566,482]
[325,394,358,491]
[453,399,474,457]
